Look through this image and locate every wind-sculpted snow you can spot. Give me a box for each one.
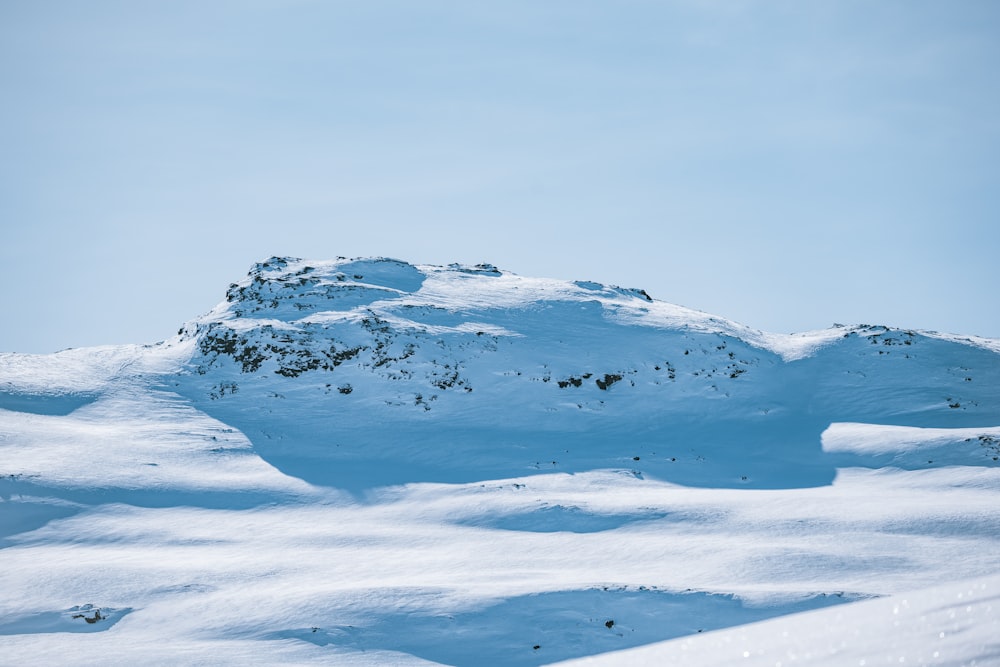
[1,256,999,666]
[170,257,1000,492]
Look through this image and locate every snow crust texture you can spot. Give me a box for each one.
[1,256,998,666]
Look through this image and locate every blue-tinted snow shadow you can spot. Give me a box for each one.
[646,416,839,490]
[270,588,857,667]
[0,499,83,546]
[336,258,427,293]
[221,416,838,495]
[456,505,670,533]
[172,310,843,493]
[0,391,98,416]
[0,477,298,524]
[0,606,131,635]
[174,348,839,492]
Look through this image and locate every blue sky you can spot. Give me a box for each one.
[2,1,999,353]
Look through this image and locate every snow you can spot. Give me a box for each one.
[1,257,998,665]
[551,572,1000,666]
[823,422,1000,458]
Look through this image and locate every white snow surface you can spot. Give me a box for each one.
[1,257,998,666]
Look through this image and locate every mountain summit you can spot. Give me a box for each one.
[2,256,999,666]
[169,256,1000,492]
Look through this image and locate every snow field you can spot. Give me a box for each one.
[1,257,998,665]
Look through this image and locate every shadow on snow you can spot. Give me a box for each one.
[268,587,859,667]
[0,391,98,416]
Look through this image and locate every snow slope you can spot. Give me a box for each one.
[1,256,998,665]
[553,572,1000,666]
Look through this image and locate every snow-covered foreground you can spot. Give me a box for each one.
[3,454,998,665]
[1,257,998,665]
[555,572,1000,666]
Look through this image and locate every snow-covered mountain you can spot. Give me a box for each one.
[2,257,998,666]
